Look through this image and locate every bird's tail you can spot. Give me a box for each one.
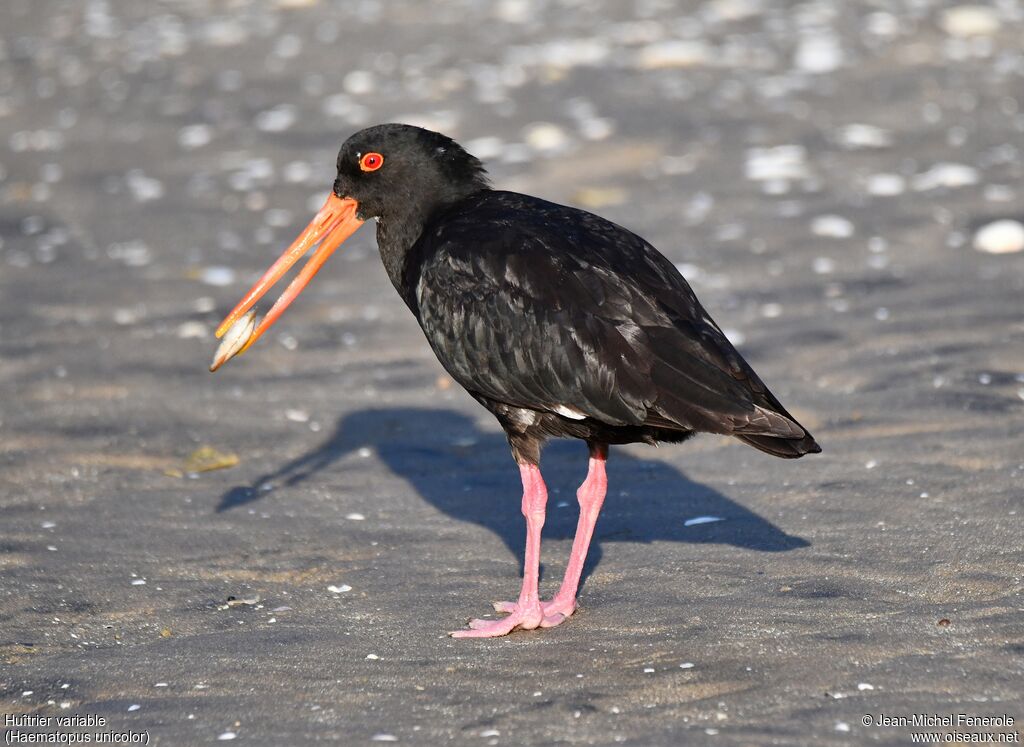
[733,385,821,459]
[734,431,821,459]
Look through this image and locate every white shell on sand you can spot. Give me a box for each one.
[973,220,1024,254]
[794,35,843,73]
[940,6,1001,37]
[636,40,710,69]
[811,215,855,238]
[865,173,906,196]
[912,163,979,191]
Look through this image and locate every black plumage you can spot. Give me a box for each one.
[406,189,818,464]
[218,123,820,637]
[327,124,819,466]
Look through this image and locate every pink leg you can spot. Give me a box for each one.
[544,444,608,623]
[449,463,548,638]
[491,444,609,628]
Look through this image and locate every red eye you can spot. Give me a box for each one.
[359,152,384,172]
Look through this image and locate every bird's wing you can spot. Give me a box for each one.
[413,194,806,438]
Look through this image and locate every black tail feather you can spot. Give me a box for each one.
[736,432,821,459]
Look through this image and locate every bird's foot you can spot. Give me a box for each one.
[449,599,547,638]
[490,594,577,628]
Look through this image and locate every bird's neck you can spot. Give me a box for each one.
[375,205,428,293]
[375,188,484,307]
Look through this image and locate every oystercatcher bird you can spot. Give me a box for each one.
[211,124,820,638]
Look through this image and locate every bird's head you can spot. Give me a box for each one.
[210,124,488,371]
[334,123,488,221]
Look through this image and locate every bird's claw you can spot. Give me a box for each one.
[451,597,577,638]
[449,600,546,638]
[540,611,567,628]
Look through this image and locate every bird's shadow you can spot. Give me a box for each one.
[219,407,809,584]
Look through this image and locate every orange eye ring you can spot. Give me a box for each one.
[359,152,384,172]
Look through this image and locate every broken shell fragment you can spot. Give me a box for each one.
[209,309,257,372]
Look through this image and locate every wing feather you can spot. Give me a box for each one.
[412,191,807,439]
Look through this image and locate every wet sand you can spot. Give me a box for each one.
[1,1,1022,744]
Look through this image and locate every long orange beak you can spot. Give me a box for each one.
[210,194,363,371]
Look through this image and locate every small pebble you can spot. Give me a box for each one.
[178,125,212,149]
[126,171,164,202]
[636,40,710,69]
[495,0,529,23]
[795,35,843,73]
[745,146,809,181]
[684,516,723,527]
[983,185,1015,202]
[226,595,260,607]
[255,105,296,133]
[813,257,836,274]
[579,117,614,141]
[217,732,237,741]
[283,161,312,183]
[327,584,352,594]
[912,163,979,191]
[200,267,236,286]
[113,308,141,325]
[371,736,397,743]
[941,5,1001,37]
[866,174,905,196]
[811,215,855,238]
[972,220,1024,254]
[837,124,893,150]
[177,321,209,339]
[523,122,570,153]
[574,187,627,209]
[343,70,376,95]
